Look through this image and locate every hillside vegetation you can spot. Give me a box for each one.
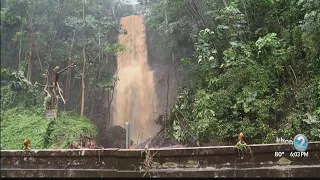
[1,0,319,147]
[144,0,320,144]
[0,69,97,150]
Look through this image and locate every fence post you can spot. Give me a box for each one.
[126,122,130,149]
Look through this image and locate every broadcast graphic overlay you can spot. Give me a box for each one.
[290,134,309,158]
[274,134,309,158]
[294,134,308,152]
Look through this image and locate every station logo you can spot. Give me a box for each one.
[293,134,308,152]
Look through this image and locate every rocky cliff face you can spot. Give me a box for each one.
[145,24,181,119]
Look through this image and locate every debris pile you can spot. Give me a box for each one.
[69,135,101,149]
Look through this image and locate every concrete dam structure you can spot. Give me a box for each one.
[1,142,320,178]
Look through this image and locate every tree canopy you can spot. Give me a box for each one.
[1,0,319,146]
[143,0,320,144]
[1,0,130,148]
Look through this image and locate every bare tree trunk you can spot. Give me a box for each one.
[81,0,86,116]
[106,88,110,123]
[64,30,76,110]
[106,67,119,128]
[49,0,64,54]
[27,42,32,82]
[33,40,42,71]
[165,66,171,117]
[27,11,33,82]
[241,0,250,31]
[18,36,22,70]
[165,8,172,128]
[90,29,102,118]
[47,0,68,70]
[106,86,116,128]
[222,0,228,8]
[89,97,95,118]
[185,2,201,29]
[29,18,43,71]
[112,2,116,19]
[27,6,43,79]
[74,88,82,111]
[191,0,207,28]
[164,9,168,24]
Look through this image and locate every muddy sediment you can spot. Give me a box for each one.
[111,15,159,145]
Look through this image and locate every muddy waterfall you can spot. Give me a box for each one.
[110,15,159,145]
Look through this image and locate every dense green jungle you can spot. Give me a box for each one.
[1,0,319,150]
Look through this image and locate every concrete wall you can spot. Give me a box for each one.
[1,142,320,178]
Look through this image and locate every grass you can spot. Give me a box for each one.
[0,108,97,150]
[0,69,97,150]
[48,111,96,149]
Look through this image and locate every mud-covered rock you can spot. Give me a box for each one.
[100,125,134,148]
